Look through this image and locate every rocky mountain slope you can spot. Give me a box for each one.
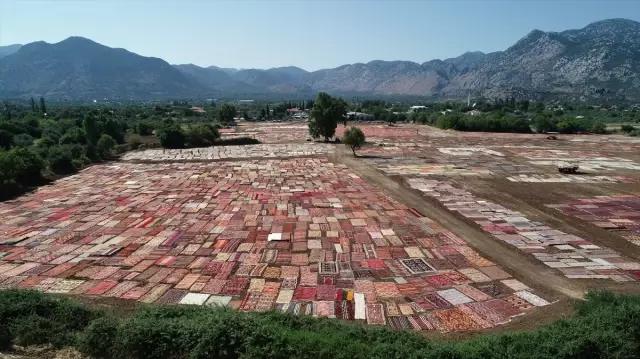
[0,38,209,100]
[0,44,22,58]
[2,18,640,99]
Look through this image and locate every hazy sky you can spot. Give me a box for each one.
[2,0,640,71]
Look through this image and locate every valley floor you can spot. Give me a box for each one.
[1,121,640,336]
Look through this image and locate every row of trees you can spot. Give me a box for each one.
[531,114,607,134]
[0,102,134,198]
[156,119,220,149]
[434,113,532,133]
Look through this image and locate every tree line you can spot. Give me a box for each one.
[0,100,130,199]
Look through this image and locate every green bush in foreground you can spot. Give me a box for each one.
[1,290,640,358]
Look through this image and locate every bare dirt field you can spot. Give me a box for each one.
[2,121,640,335]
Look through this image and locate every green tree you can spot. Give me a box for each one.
[135,121,154,136]
[532,115,556,133]
[83,115,99,144]
[13,133,35,147]
[0,147,44,192]
[127,134,143,150]
[186,124,220,147]
[308,92,347,142]
[47,146,75,174]
[97,134,117,157]
[59,127,87,145]
[591,122,607,134]
[104,119,125,144]
[242,111,249,121]
[218,104,237,125]
[158,119,185,149]
[30,97,36,112]
[13,147,44,183]
[387,113,398,124]
[39,97,47,113]
[0,130,14,149]
[343,127,366,156]
[266,105,270,119]
[620,124,635,133]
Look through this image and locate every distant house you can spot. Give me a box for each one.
[465,110,483,116]
[347,111,375,121]
[409,105,427,113]
[190,106,206,114]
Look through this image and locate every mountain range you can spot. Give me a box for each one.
[1,18,640,100]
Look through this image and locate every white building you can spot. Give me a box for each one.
[409,105,427,113]
[347,112,375,121]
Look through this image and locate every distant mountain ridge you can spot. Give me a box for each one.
[0,37,207,99]
[2,18,640,100]
[0,44,22,58]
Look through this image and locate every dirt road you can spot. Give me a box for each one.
[331,146,586,300]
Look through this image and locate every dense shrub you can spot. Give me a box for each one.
[0,129,15,149]
[47,146,76,174]
[1,290,640,359]
[59,127,87,145]
[590,121,607,134]
[185,124,220,147]
[157,120,185,149]
[12,133,35,147]
[0,290,97,349]
[628,129,640,137]
[159,123,259,149]
[0,323,10,351]
[104,119,126,144]
[79,317,120,359]
[0,147,45,197]
[97,134,117,157]
[135,121,154,136]
[127,134,143,150]
[621,124,636,133]
[435,114,532,133]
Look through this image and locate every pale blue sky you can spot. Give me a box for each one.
[2,0,640,71]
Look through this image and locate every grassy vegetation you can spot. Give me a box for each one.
[1,290,640,358]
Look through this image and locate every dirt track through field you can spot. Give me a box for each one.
[331,146,586,300]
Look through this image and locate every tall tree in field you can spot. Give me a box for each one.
[308,92,347,142]
[30,97,36,112]
[83,115,99,144]
[39,97,47,113]
[266,105,270,119]
[343,126,365,156]
[218,104,237,125]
